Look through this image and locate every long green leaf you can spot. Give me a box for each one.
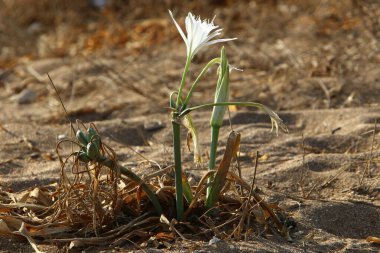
[171,121,184,220]
[100,157,163,215]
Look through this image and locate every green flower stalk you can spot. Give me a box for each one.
[171,119,184,220]
[207,47,230,198]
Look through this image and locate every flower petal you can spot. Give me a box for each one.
[170,11,237,59]
[169,10,188,47]
[204,37,237,47]
[205,28,223,42]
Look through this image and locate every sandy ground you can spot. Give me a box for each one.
[0,1,379,252]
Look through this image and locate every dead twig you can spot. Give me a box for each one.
[227,172,284,234]
[359,119,377,185]
[299,133,307,197]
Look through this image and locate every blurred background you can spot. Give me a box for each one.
[0,0,379,123]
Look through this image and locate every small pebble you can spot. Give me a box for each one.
[57,134,67,140]
[30,152,40,159]
[188,176,196,186]
[89,0,107,9]
[10,88,37,104]
[27,22,42,35]
[208,236,221,245]
[144,120,165,131]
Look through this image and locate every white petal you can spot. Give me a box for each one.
[170,11,237,59]
[185,13,193,38]
[204,28,223,42]
[169,10,188,46]
[204,37,237,47]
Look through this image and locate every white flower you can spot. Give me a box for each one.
[169,10,236,59]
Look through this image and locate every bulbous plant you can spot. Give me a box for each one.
[169,11,287,220]
[74,126,163,215]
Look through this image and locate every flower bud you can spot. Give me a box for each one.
[76,130,88,146]
[87,142,100,160]
[210,47,229,128]
[77,151,91,163]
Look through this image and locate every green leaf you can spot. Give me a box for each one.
[76,130,88,146]
[182,173,193,203]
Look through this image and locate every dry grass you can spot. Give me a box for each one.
[0,120,292,250]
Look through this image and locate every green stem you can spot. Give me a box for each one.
[183,58,220,107]
[172,120,184,220]
[207,126,220,199]
[100,157,163,215]
[176,56,192,107]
